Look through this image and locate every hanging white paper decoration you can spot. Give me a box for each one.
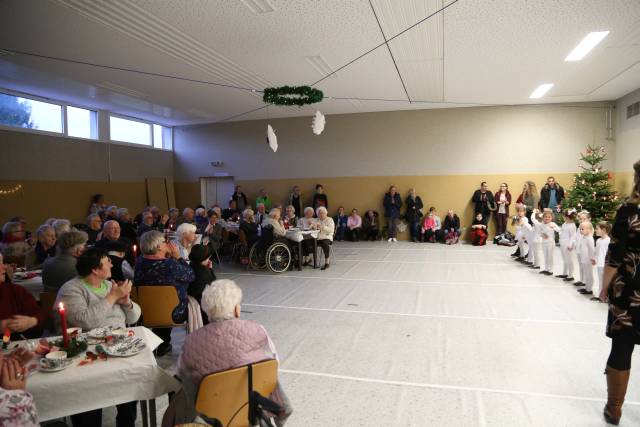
[311,110,325,135]
[266,124,278,152]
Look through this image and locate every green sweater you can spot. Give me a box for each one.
[255,196,272,211]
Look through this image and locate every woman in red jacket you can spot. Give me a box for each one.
[494,183,512,235]
[0,254,46,340]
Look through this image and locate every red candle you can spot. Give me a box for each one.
[59,302,69,348]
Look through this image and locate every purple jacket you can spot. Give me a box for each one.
[176,318,291,424]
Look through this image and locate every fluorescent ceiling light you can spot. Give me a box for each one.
[565,31,609,61]
[529,83,554,99]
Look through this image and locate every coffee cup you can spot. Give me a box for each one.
[41,350,68,369]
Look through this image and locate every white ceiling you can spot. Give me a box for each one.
[0,0,639,126]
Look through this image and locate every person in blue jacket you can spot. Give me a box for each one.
[383,186,403,242]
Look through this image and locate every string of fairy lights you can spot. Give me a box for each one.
[0,184,22,195]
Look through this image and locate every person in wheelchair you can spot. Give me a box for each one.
[250,210,299,273]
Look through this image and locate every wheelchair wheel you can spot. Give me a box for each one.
[266,242,291,273]
[249,243,266,270]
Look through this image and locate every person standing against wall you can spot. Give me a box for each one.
[471,182,496,227]
[539,176,565,212]
[494,183,512,235]
[405,188,424,243]
[383,186,402,242]
[312,184,328,213]
[288,185,303,218]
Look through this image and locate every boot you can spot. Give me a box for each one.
[604,365,631,425]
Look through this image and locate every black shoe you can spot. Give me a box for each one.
[321,263,330,270]
[543,271,553,275]
[523,253,529,258]
[590,296,601,301]
[530,265,540,269]
[524,261,533,266]
[511,249,520,257]
[539,270,547,274]
[578,289,593,295]
[563,277,574,282]
[573,282,584,287]
[555,274,568,278]
[155,342,172,357]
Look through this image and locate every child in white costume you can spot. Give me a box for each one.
[573,210,591,286]
[592,221,611,301]
[557,209,577,281]
[532,209,559,275]
[512,204,530,263]
[527,211,543,269]
[576,221,595,295]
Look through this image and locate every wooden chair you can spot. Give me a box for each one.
[195,359,279,427]
[135,285,186,329]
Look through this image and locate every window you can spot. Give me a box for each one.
[67,106,97,139]
[153,124,172,150]
[0,92,62,133]
[109,116,151,146]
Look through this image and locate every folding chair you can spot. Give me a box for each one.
[135,285,187,330]
[195,359,281,427]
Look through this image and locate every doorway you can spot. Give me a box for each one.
[200,176,235,209]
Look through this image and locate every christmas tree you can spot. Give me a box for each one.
[563,145,620,224]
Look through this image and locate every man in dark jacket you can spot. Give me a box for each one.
[383,186,403,242]
[539,176,565,212]
[471,182,496,222]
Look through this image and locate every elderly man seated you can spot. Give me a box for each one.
[263,208,287,238]
[222,199,241,222]
[178,208,196,227]
[254,203,267,225]
[165,208,180,231]
[203,211,224,253]
[52,219,71,239]
[85,213,102,245]
[171,280,291,425]
[94,220,134,264]
[135,230,194,356]
[25,224,56,270]
[240,208,259,248]
[42,230,88,292]
[56,247,141,427]
[0,221,30,262]
[116,208,137,245]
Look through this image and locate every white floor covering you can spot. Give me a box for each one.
[100,241,640,426]
[221,242,640,426]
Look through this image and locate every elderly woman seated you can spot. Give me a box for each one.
[0,351,39,426]
[42,230,88,292]
[134,230,194,356]
[175,223,198,260]
[25,224,56,270]
[165,208,180,231]
[173,280,291,425]
[0,254,46,340]
[56,247,141,427]
[0,221,30,263]
[85,213,102,245]
[194,207,209,234]
[298,207,316,230]
[263,208,287,238]
[311,207,335,270]
[283,205,297,229]
[240,208,259,248]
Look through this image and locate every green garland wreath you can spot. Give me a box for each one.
[262,86,324,106]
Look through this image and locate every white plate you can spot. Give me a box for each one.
[103,338,145,357]
[86,327,110,339]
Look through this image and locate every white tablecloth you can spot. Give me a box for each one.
[285,229,319,242]
[26,327,180,422]
[14,276,44,301]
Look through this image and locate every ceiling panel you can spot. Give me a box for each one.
[0,0,638,125]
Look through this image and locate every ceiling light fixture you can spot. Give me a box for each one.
[529,83,554,99]
[565,31,609,61]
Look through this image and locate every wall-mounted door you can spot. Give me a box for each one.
[200,177,235,208]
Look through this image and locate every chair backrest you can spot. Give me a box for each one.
[135,285,183,327]
[39,291,57,313]
[195,359,279,427]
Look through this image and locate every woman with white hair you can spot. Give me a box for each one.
[194,207,208,234]
[175,223,198,260]
[134,230,194,356]
[311,207,335,270]
[298,207,316,230]
[240,208,259,247]
[283,205,298,229]
[174,279,291,425]
[263,208,286,238]
[25,224,56,270]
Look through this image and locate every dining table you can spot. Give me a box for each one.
[16,326,180,427]
[285,228,319,270]
[12,270,44,301]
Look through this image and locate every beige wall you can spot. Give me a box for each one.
[615,88,640,173]
[0,129,174,228]
[174,103,615,181]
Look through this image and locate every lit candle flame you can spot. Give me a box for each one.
[58,302,64,311]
